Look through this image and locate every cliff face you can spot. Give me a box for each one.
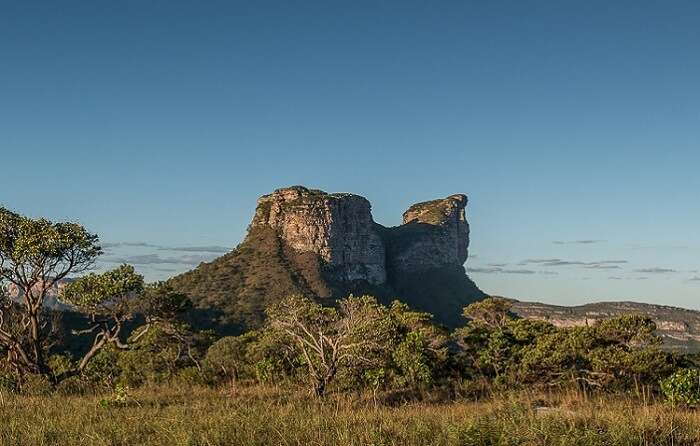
[170,186,485,332]
[251,187,386,285]
[387,194,469,274]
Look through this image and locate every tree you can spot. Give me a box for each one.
[595,314,660,349]
[513,316,674,392]
[204,332,258,385]
[586,316,674,392]
[387,301,449,389]
[60,264,144,371]
[461,297,514,329]
[265,295,393,396]
[454,298,522,382]
[138,282,193,324]
[61,274,204,381]
[517,326,595,387]
[0,208,101,375]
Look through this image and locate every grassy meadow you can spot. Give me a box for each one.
[1,385,699,446]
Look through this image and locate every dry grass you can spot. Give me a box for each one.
[0,385,698,445]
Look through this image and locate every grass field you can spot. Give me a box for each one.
[0,385,698,446]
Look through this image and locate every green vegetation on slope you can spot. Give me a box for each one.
[168,226,330,333]
[170,223,485,333]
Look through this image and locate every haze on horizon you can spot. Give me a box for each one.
[1,1,699,309]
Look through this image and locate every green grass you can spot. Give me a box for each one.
[1,385,699,445]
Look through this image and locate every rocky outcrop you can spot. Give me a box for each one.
[248,186,476,288]
[386,194,469,274]
[251,186,386,285]
[170,186,485,332]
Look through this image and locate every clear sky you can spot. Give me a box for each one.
[2,1,699,308]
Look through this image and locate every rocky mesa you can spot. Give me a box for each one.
[170,186,485,333]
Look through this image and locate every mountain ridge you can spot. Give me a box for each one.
[510,298,700,352]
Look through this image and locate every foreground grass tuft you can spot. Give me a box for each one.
[0,386,698,445]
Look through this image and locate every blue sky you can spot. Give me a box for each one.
[1,1,699,308]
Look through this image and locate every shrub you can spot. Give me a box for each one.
[81,346,121,388]
[175,366,209,386]
[55,375,92,396]
[204,333,256,383]
[98,383,131,408]
[20,373,53,396]
[0,372,18,393]
[393,332,434,388]
[661,368,700,406]
[48,354,74,381]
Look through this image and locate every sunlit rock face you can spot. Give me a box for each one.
[251,186,387,285]
[386,194,470,274]
[250,187,474,285]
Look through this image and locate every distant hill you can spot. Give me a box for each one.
[169,186,485,334]
[3,279,74,311]
[511,299,700,353]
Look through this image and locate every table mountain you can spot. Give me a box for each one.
[169,186,485,333]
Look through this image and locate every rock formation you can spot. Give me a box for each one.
[251,187,386,285]
[386,194,470,274]
[169,186,485,333]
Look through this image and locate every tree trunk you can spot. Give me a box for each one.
[313,366,337,397]
[78,337,107,371]
[314,380,326,397]
[27,306,46,374]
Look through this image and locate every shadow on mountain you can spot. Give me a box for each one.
[389,265,486,328]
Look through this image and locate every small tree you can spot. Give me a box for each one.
[265,295,393,396]
[595,314,660,349]
[387,301,449,389]
[61,274,202,380]
[461,297,514,329]
[127,282,207,378]
[454,298,520,382]
[0,208,101,375]
[60,264,144,371]
[204,332,258,385]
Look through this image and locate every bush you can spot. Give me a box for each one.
[20,374,53,396]
[661,368,700,406]
[204,334,256,383]
[393,332,434,388]
[55,375,92,396]
[0,372,18,393]
[48,354,74,381]
[175,366,209,386]
[81,346,121,388]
